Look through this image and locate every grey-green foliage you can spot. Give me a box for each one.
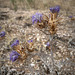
[10,0,33,11]
[27,0,33,3]
[10,0,25,11]
[10,0,18,11]
[11,0,16,5]
[18,0,24,2]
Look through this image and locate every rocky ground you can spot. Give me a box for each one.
[0,7,75,75]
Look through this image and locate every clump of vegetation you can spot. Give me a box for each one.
[10,0,17,11]
[32,5,61,71]
[10,0,33,11]
[0,4,74,74]
[8,6,61,65]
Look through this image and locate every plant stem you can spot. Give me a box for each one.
[49,34,55,72]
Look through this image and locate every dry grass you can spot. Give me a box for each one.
[0,0,75,12]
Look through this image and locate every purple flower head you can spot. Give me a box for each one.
[46,42,50,47]
[0,31,6,37]
[11,40,19,48]
[69,16,73,18]
[32,13,43,24]
[50,6,60,13]
[0,26,2,29]
[28,39,33,43]
[10,50,20,62]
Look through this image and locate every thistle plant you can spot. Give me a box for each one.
[9,6,62,73]
[32,5,61,71]
[10,39,35,61]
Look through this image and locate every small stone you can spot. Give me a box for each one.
[34,64,39,70]
[30,63,35,67]
[58,53,61,57]
[69,39,75,47]
[54,54,56,58]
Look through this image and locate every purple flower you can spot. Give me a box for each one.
[0,31,6,37]
[46,42,50,47]
[32,13,43,24]
[69,16,73,18]
[50,6,60,13]
[11,40,19,48]
[28,39,33,43]
[0,26,2,29]
[10,50,20,62]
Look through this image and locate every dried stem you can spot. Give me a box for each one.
[49,34,55,72]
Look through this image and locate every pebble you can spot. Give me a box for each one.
[30,63,35,67]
